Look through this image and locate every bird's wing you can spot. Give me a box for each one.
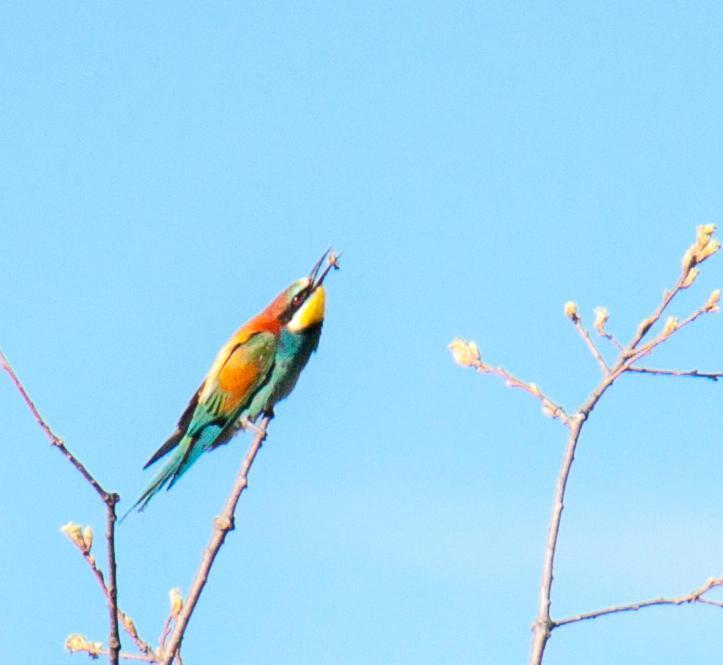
[125,330,278,515]
[143,330,277,469]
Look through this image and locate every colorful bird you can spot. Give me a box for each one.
[233,252,339,428]
[124,250,337,515]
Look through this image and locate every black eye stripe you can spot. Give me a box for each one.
[292,288,309,306]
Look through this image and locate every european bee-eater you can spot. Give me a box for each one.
[233,257,335,427]
[125,251,336,515]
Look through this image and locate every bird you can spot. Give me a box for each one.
[124,250,337,515]
[233,252,338,428]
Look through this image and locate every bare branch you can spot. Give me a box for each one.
[529,369,618,663]
[106,498,121,662]
[158,615,173,653]
[625,273,687,352]
[2,349,124,664]
[61,525,154,657]
[628,367,723,381]
[478,363,570,426]
[626,225,719,353]
[529,415,584,660]
[554,576,723,627]
[0,349,109,501]
[449,229,720,664]
[531,229,719,664]
[158,416,272,665]
[626,299,718,369]
[572,318,609,374]
[76,648,154,662]
[448,341,570,426]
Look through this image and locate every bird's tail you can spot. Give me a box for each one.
[120,434,203,520]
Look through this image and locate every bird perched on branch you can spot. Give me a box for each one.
[124,250,338,515]
[235,251,340,428]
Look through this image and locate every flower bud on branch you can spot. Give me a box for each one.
[563,301,579,322]
[169,588,184,619]
[61,522,93,555]
[593,307,609,335]
[448,338,482,368]
[705,289,721,313]
[682,224,720,274]
[65,633,103,657]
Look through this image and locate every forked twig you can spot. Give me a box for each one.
[450,225,721,665]
[1,349,123,665]
[628,367,723,381]
[554,576,723,627]
[158,416,272,665]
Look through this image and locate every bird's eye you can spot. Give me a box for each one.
[292,292,304,307]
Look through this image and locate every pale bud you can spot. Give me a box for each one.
[593,307,609,334]
[705,289,721,312]
[563,301,579,322]
[681,246,696,273]
[60,522,86,552]
[448,338,481,367]
[541,398,558,419]
[662,316,679,337]
[699,238,721,261]
[528,383,541,396]
[684,224,720,272]
[696,224,716,247]
[682,268,699,288]
[169,587,183,618]
[88,641,103,656]
[121,612,138,639]
[65,634,89,653]
[82,526,93,554]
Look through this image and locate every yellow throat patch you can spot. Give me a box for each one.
[288,286,325,332]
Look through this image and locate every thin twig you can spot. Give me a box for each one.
[696,597,723,608]
[76,648,155,662]
[66,542,153,656]
[1,348,124,665]
[75,547,154,656]
[119,611,154,658]
[628,302,715,367]
[529,370,617,663]
[107,497,121,663]
[158,416,272,665]
[0,349,108,501]
[473,361,570,426]
[628,367,723,381]
[530,259,720,663]
[600,330,625,352]
[158,614,174,651]
[625,274,686,352]
[572,319,610,374]
[451,229,721,665]
[554,576,723,627]
[528,280,715,662]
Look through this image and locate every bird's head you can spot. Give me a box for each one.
[271,249,338,325]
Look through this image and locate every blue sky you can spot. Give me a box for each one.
[2,2,723,664]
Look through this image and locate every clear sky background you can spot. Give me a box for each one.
[2,3,723,664]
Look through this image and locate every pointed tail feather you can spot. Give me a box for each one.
[143,428,185,469]
[121,421,234,520]
[120,436,197,520]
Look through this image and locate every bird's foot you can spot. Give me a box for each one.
[239,416,265,436]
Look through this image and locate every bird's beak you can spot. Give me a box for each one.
[308,248,331,286]
[308,248,341,290]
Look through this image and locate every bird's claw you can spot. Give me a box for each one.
[239,416,265,436]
